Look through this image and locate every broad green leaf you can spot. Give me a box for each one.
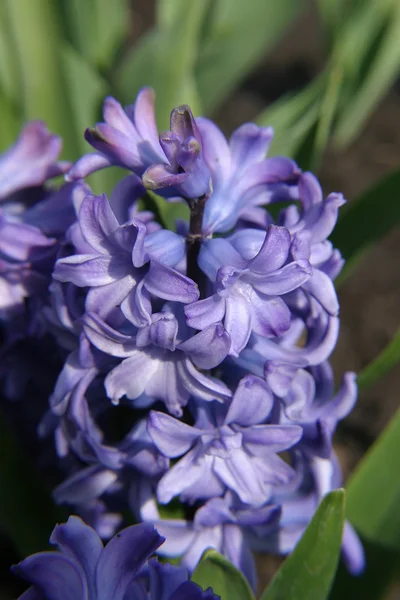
[330,169,400,275]
[345,407,400,550]
[0,411,65,557]
[357,327,400,391]
[333,2,400,147]
[4,0,79,160]
[192,548,255,600]
[116,1,209,128]
[195,0,303,115]
[261,490,345,600]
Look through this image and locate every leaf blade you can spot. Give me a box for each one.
[261,490,345,600]
[191,548,255,600]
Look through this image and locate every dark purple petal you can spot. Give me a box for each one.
[147,559,189,600]
[96,523,164,600]
[49,516,102,600]
[170,580,220,600]
[12,554,87,600]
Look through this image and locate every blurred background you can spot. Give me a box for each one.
[1,0,400,597]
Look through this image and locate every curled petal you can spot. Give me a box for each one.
[178,324,231,369]
[250,259,312,295]
[145,261,199,304]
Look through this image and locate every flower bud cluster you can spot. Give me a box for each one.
[0,88,364,590]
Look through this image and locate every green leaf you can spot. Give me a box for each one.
[116,1,210,128]
[357,327,400,391]
[0,2,20,105]
[0,411,65,557]
[195,0,303,115]
[333,1,400,147]
[330,539,399,600]
[330,169,400,273]
[256,76,325,159]
[345,407,400,550]
[192,548,255,600]
[0,91,20,151]
[260,490,345,600]
[60,0,128,71]
[4,0,79,160]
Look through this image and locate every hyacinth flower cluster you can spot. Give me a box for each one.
[0,87,365,594]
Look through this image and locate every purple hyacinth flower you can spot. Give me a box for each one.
[142,104,211,198]
[0,121,70,200]
[185,225,312,356]
[67,90,211,199]
[148,375,302,505]
[12,517,164,600]
[266,360,357,457]
[66,89,165,181]
[54,192,195,319]
[82,306,231,416]
[196,117,300,234]
[148,494,280,591]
